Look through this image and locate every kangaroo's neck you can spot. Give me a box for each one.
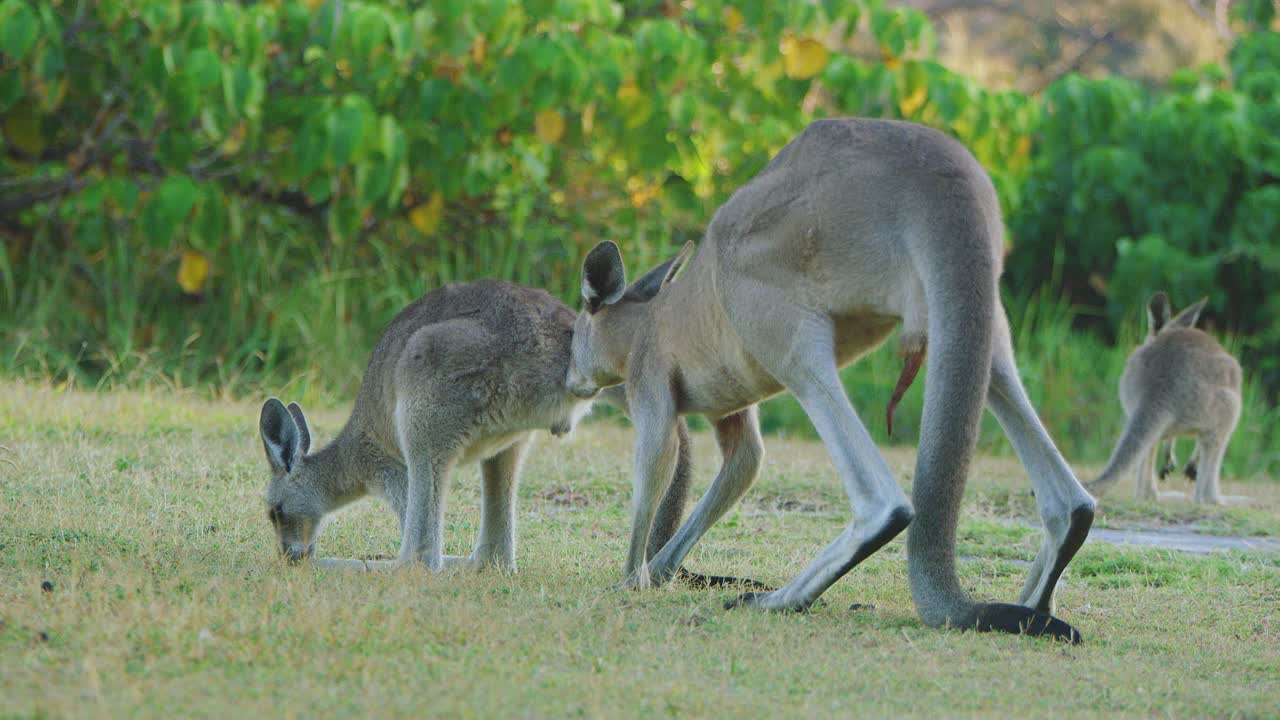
[307,425,388,512]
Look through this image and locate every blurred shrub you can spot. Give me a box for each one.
[0,0,1032,389]
[1008,25,1280,397]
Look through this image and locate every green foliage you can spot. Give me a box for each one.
[0,2,1277,478]
[0,0,1031,386]
[1008,30,1280,396]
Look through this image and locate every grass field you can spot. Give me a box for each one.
[2,380,1278,718]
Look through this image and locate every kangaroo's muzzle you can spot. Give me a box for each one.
[284,543,315,564]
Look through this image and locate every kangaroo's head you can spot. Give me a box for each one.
[567,241,695,399]
[1146,292,1208,340]
[259,398,326,563]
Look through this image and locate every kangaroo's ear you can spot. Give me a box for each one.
[1168,296,1208,331]
[660,240,695,289]
[582,241,627,313]
[286,402,312,455]
[622,241,697,303]
[1147,292,1171,337]
[260,398,302,473]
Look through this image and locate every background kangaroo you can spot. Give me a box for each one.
[567,118,1097,642]
[1086,292,1242,504]
[259,278,737,579]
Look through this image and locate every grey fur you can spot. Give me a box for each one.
[567,118,1096,638]
[259,280,696,570]
[1086,293,1241,504]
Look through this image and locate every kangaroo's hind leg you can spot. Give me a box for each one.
[1157,439,1178,480]
[1135,442,1160,501]
[723,313,912,612]
[986,308,1095,616]
[471,435,534,571]
[1191,431,1230,505]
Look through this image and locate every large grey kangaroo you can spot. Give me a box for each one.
[566,118,1096,642]
[1086,292,1242,504]
[259,278,754,584]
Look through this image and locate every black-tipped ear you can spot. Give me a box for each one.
[622,241,696,303]
[260,398,301,473]
[582,241,627,313]
[1147,292,1171,336]
[1168,296,1208,331]
[286,402,311,455]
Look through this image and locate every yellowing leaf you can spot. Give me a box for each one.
[616,80,640,102]
[581,101,596,135]
[470,35,487,65]
[615,80,653,129]
[1014,135,1032,159]
[177,251,210,294]
[408,191,444,235]
[535,109,566,144]
[781,36,828,80]
[897,85,927,117]
[723,6,744,33]
[3,106,45,157]
[880,46,902,70]
[302,0,324,10]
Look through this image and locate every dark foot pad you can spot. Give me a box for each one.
[676,567,773,591]
[1184,462,1198,481]
[971,603,1083,644]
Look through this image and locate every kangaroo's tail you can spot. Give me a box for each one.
[1086,403,1170,497]
[904,189,1080,643]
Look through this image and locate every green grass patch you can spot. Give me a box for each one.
[1,381,1278,717]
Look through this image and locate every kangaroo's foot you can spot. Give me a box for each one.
[313,557,400,572]
[967,603,1083,644]
[724,591,812,612]
[725,506,911,613]
[675,567,773,591]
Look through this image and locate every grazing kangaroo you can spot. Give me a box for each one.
[259,279,738,580]
[566,118,1096,642]
[1086,292,1242,504]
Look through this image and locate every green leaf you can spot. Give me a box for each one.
[142,175,200,248]
[156,128,195,167]
[165,72,199,124]
[187,47,222,89]
[0,0,40,61]
[305,175,332,205]
[0,67,22,113]
[356,151,392,208]
[194,186,227,250]
[328,95,372,166]
[295,113,329,176]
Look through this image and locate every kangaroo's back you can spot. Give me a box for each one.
[1121,328,1241,432]
[348,280,578,456]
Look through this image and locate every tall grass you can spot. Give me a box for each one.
[2,228,1276,480]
